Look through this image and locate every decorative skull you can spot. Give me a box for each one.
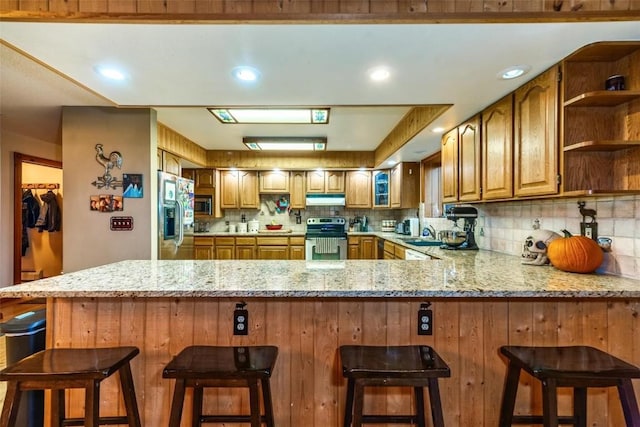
[522,229,562,266]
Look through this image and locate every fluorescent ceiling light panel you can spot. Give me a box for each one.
[243,137,327,151]
[209,108,330,124]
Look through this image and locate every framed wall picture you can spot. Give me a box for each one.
[123,173,143,198]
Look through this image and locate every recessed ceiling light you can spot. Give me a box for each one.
[95,66,126,81]
[498,65,531,80]
[431,127,446,134]
[232,66,260,82]
[369,67,391,82]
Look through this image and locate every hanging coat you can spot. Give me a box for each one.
[35,190,61,232]
[22,189,40,255]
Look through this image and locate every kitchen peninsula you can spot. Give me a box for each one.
[1,251,639,427]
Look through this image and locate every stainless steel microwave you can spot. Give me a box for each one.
[194,194,212,215]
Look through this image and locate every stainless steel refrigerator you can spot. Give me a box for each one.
[158,171,195,259]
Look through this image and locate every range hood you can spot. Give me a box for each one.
[305,193,346,206]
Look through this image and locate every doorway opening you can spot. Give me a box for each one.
[13,153,63,285]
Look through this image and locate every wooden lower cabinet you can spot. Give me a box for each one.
[235,237,256,260]
[289,236,305,260]
[383,240,404,259]
[257,236,290,260]
[348,236,376,259]
[194,236,214,260]
[196,236,304,260]
[49,298,640,427]
[215,237,235,260]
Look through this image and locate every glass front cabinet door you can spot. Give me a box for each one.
[373,170,390,208]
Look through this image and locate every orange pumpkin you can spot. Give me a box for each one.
[547,231,604,274]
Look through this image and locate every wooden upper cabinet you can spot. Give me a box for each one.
[306,170,345,193]
[259,170,289,193]
[219,170,239,209]
[514,66,559,197]
[458,115,482,202]
[326,171,345,193]
[238,170,259,209]
[372,170,390,208]
[162,151,182,176]
[441,128,458,203]
[482,94,514,200]
[182,168,195,181]
[390,162,419,208]
[289,171,306,209]
[195,169,215,189]
[345,170,372,208]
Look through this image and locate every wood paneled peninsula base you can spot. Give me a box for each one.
[2,258,639,427]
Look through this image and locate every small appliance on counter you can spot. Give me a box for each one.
[404,218,420,237]
[439,206,478,250]
[381,220,396,232]
[248,220,260,233]
[395,222,406,234]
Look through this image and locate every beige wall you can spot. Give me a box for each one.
[21,163,63,278]
[0,129,62,287]
[62,107,156,273]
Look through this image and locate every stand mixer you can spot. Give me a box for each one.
[439,206,479,250]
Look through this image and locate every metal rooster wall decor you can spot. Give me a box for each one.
[91,143,124,189]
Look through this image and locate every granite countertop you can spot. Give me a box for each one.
[2,249,639,299]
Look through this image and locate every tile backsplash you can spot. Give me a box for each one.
[197,194,639,279]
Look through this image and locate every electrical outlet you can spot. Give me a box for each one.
[418,303,433,336]
[233,302,248,335]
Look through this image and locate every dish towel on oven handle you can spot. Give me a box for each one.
[315,237,339,254]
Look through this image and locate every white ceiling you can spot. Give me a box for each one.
[1,21,639,165]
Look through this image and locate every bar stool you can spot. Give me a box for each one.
[163,345,278,427]
[339,345,451,427]
[0,346,141,427]
[499,345,640,427]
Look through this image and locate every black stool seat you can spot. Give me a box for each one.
[340,345,450,427]
[499,345,640,427]
[163,345,278,427]
[0,346,141,427]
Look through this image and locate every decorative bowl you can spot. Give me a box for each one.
[266,224,283,230]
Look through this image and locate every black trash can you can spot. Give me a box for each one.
[0,309,46,427]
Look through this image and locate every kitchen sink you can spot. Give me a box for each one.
[397,238,443,247]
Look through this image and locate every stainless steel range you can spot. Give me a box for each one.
[305,217,348,260]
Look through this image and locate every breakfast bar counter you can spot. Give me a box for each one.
[1,255,639,427]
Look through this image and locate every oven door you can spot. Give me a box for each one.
[305,237,347,260]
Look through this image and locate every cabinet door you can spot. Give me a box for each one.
[482,94,513,200]
[325,171,345,193]
[236,246,256,260]
[182,168,195,182]
[259,170,289,193]
[348,244,360,260]
[306,170,326,193]
[194,246,213,260]
[345,170,372,208]
[390,165,402,207]
[163,151,182,176]
[441,129,459,203]
[216,246,234,260]
[239,171,259,209]
[196,169,215,189]
[289,171,306,209]
[257,246,289,260]
[458,115,482,202]
[514,66,559,197]
[360,237,375,259]
[290,246,305,260]
[219,170,239,209]
[390,162,419,208]
[372,170,390,208]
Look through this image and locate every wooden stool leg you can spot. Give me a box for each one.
[427,378,445,427]
[0,382,21,427]
[573,387,587,427]
[414,386,426,427]
[541,378,559,427]
[499,363,521,427]
[261,378,275,427]
[617,379,640,427]
[192,387,203,427]
[352,381,365,427]
[168,379,187,427]
[248,379,261,427]
[343,379,355,427]
[84,380,100,427]
[51,389,65,427]
[118,362,142,427]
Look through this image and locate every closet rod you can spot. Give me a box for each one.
[21,183,60,190]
